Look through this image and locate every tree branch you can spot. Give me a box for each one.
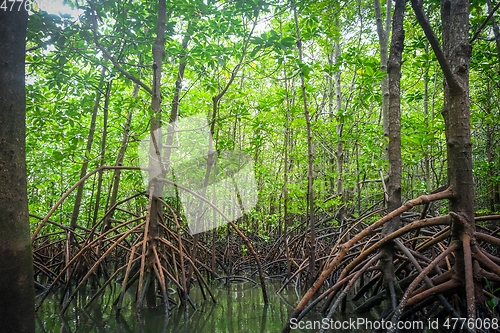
[215,9,260,101]
[88,0,153,96]
[410,0,462,92]
[374,0,387,46]
[470,0,500,44]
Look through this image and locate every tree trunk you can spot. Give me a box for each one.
[70,67,106,230]
[374,0,392,161]
[424,41,432,192]
[334,33,345,225]
[413,0,480,320]
[292,0,316,286]
[283,44,292,277]
[103,84,139,230]
[440,0,476,247]
[486,82,495,213]
[0,8,36,332]
[381,0,405,309]
[162,26,191,167]
[141,0,167,309]
[92,79,112,227]
[441,0,483,319]
[487,0,500,212]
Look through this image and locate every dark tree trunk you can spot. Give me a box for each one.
[413,0,481,321]
[438,0,476,249]
[486,82,495,213]
[423,41,432,192]
[486,0,500,213]
[0,8,36,332]
[440,0,485,319]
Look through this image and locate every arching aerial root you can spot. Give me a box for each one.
[281,188,500,333]
[32,166,270,318]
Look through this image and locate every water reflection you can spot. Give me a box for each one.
[36,280,373,332]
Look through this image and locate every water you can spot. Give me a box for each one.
[36,279,375,332]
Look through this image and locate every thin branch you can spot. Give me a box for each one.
[470,1,500,43]
[215,10,260,101]
[388,242,458,332]
[26,45,42,52]
[410,0,462,92]
[88,0,153,95]
[31,166,143,241]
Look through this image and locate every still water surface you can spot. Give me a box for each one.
[36,279,374,332]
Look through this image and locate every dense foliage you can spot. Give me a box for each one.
[25,0,499,235]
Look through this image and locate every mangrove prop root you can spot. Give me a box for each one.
[60,221,146,314]
[31,166,143,241]
[340,215,451,280]
[475,232,500,248]
[137,186,154,307]
[318,254,382,333]
[388,242,458,331]
[394,239,460,318]
[117,245,137,312]
[156,176,269,304]
[281,188,453,333]
[35,216,146,311]
[462,232,476,327]
[405,278,461,308]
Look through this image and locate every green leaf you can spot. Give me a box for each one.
[249,45,261,59]
[280,37,295,51]
[250,37,264,45]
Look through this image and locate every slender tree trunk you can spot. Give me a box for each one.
[487,0,500,212]
[292,0,316,286]
[92,79,112,227]
[103,84,139,230]
[282,21,292,276]
[430,61,438,189]
[486,82,495,213]
[328,50,335,195]
[212,160,218,279]
[141,0,167,308]
[424,41,432,192]
[0,7,35,332]
[381,0,405,309]
[334,33,345,225]
[70,67,106,230]
[162,26,191,166]
[374,0,392,161]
